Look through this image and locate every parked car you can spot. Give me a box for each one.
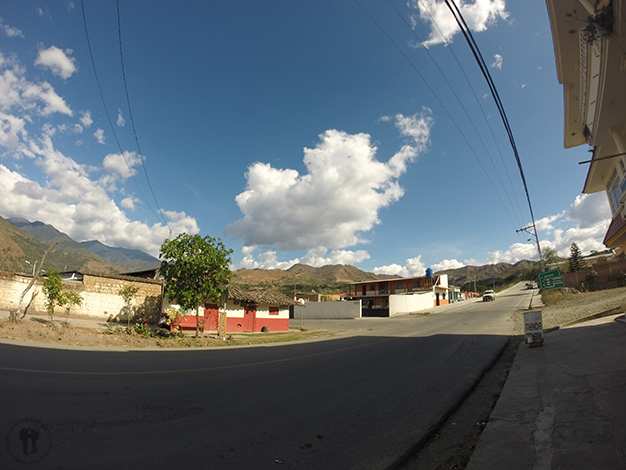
[483,290,496,301]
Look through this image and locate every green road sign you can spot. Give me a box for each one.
[538,268,565,290]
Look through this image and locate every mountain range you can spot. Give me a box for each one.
[0,216,537,288]
[1,216,160,274]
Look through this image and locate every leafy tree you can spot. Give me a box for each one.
[118,284,140,328]
[160,233,233,338]
[543,247,562,266]
[11,241,58,321]
[42,270,85,324]
[569,243,584,272]
[42,270,64,323]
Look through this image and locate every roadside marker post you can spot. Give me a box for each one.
[524,310,543,347]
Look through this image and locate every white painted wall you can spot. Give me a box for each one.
[389,292,434,316]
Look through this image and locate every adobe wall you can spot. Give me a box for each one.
[0,272,162,323]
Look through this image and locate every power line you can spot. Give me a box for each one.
[388,0,526,232]
[353,0,523,236]
[80,0,169,230]
[443,0,542,261]
[116,0,171,232]
[414,0,527,229]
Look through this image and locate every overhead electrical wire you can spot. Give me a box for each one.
[443,0,542,261]
[116,0,171,232]
[387,0,526,232]
[80,0,170,231]
[353,0,523,237]
[414,0,527,228]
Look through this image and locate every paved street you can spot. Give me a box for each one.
[0,285,534,469]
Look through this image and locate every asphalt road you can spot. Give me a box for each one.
[0,284,535,470]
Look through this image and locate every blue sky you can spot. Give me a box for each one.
[0,0,612,275]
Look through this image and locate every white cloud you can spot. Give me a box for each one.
[117,108,126,127]
[0,112,27,150]
[80,110,93,127]
[102,151,143,179]
[432,259,465,271]
[374,255,426,277]
[566,193,611,228]
[34,45,77,79]
[226,110,434,253]
[0,18,24,38]
[93,128,105,144]
[491,53,503,69]
[0,54,72,117]
[237,246,371,270]
[120,196,139,211]
[410,0,509,48]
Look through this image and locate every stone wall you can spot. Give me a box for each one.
[0,271,163,323]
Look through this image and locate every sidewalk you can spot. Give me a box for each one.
[466,312,626,469]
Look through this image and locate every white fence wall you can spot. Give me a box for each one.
[389,292,434,316]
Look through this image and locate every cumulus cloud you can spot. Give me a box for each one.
[0,112,27,150]
[238,246,371,270]
[0,18,24,38]
[432,259,465,271]
[120,196,139,211]
[93,128,105,144]
[226,110,434,254]
[491,53,503,69]
[0,54,72,117]
[409,0,508,48]
[34,45,77,79]
[374,255,426,277]
[102,151,143,179]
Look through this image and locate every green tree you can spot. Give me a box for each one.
[118,284,140,328]
[42,270,64,323]
[569,243,584,272]
[543,247,562,267]
[159,233,233,338]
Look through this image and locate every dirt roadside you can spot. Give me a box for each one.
[395,287,626,470]
[0,316,345,348]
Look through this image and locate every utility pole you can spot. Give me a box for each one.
[517,224,544,270]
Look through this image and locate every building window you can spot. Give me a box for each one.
[396,282,403,289]
[608,169,622,214]
[362,285,366,296]
[370,284,375,291]
[269,307,279,316]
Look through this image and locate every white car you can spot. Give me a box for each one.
[483,290,496,301]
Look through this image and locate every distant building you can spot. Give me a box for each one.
[352,272,450,317]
